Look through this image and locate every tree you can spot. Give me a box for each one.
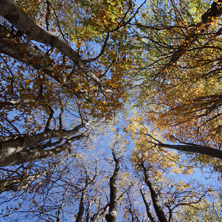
[0,0,139,166]
[0,124,131,221]
[129,119,222,221]
[130,0,222,162]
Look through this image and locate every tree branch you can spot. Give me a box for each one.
[157,143,222,160]
[143,133,222,160]
[160,0,222,75]
[0,0,101,84]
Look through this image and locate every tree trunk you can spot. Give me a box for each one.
[142,164,168,222]
[0,124,85,166]
[105,151,120,222]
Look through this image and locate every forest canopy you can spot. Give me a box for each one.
[0,0,221,221]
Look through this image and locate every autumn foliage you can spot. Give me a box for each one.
[0,0,222,221]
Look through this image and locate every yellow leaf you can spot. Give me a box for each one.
[22,8,27,13]
[54,48,59,54]
[76,41,82,48]
[85,33,90,38]
[25,79,30,83]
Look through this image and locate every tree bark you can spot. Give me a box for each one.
[0,134,84,166]
[75,186,87,222]
[0,99,37,109]
[157,143,222,160]
[142,164,168,222]
[105,151,120,222]
[145,133,222,160]
[0,124,85,166]
[140,187,156,222]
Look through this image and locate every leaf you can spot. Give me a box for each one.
[97,20,103,26]
[76,40,82,48]
[54,48,59,54]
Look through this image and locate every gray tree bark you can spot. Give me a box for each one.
[144,133,222,160]
[0,124,85,166]
[141,163,168,222]
[157,143,222,160]
[105,151,120,222]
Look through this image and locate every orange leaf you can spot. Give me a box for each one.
[98,21,103,26]
[76,41,82,48]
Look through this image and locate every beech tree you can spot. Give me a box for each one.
[0,0,141,166]
[130,0,222,162]
[131,144,222,222]
[0,0,141,220]
[0,127,129,221]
